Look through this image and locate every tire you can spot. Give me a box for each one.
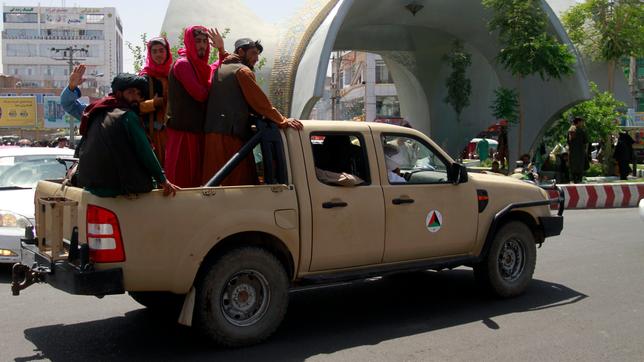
[474,221,537,298]
[194,247,289,347]
[129,291,185,315]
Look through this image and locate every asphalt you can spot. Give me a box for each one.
[1,208,643,361]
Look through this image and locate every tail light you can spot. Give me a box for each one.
[86,204,125,263]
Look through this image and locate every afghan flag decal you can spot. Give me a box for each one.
[425,210,443,233]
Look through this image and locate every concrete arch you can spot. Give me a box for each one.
[290,0,591,157]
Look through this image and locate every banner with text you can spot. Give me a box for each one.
[0,96,37,128]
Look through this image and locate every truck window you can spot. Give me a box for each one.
[382,134,449,184]
[310,133,371,186]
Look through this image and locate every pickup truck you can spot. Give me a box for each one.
[11,120,564,347]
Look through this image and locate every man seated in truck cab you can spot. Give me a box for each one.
[311,134,369,186]
[384,144,407,183]
[77,74,179,197]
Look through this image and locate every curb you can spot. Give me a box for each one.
[546,183,644,209]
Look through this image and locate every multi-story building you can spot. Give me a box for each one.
[1,5,123,91]
[327,51,400,123]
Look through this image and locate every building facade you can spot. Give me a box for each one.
[1,5,123,91]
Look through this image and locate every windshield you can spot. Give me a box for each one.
[0,155,68,189]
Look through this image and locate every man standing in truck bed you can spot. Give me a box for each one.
[202,38,303,186]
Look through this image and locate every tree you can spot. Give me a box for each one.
[562,0,644,92]
[482,0,576,155]
[125,33,148,73]
[490,87,519,124]
[544,82,623,173]
[443,40,472,122]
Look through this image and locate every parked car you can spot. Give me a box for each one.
[0,147,74,264]
[639,199,644,222]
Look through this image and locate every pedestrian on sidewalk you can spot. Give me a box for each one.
[568,117,589,183]
[614,131,635,180]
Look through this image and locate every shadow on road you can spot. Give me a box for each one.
[18,270,587,361]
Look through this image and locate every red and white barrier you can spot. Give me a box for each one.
[547,184,644,209]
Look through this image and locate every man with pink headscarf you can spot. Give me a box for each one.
[165,26,226,188]
[139,36,173,164]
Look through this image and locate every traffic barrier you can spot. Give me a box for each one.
[546,183,644,209]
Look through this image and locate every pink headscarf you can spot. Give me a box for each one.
[139,36,172,79]
[178,26,211,88]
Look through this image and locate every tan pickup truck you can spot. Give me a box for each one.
[12,120,563,347]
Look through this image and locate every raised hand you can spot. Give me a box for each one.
[208,27,224,50]
[68,64,86,90]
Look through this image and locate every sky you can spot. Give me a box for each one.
[1,0,304,73]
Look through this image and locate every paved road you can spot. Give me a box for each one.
[1,209,643,361]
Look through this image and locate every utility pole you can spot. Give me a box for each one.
[51,46,88,148]
[331,51,341,120]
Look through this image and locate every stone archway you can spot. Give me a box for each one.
[286,0,590,158]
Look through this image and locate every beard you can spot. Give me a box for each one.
[242,56,254,71]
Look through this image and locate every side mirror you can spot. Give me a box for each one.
[449,163,468,185]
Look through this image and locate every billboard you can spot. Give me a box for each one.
[0,96,37,128]
[43,95,86,129]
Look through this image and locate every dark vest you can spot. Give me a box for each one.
[78,108,153,194]
[204,62,252,140]
[166,63,206,133]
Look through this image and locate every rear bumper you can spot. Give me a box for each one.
[12,243,124,296]
[539,215,564,238]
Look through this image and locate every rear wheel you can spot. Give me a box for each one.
[194,247,289,347]
[475,221,537,297]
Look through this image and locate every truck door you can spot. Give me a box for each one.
[376,132,478,262]
[302,128,385,271]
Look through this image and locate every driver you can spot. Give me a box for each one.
[384,144,406,183]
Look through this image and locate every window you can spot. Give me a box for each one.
[4,13,38,23]
[376,96,401,118]
[375,60,393,84]
[382,134,449,184]
[4,28,39,38]
[86,14,104,24]
[5,44,38,57]
[310,133,370,186]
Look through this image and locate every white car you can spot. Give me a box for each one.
[0,147,74,265]
[639,198,644,222]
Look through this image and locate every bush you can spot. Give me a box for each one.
[584,163,603,177]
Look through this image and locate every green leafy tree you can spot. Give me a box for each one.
[126,33,148,73]
[490,87,519,124]
[544,82,623,173]
[562,0,644,92]
[482,0,576,154]
[443,40,472,122]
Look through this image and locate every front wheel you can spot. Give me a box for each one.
[474,221,537,297]
[194,247,289,347]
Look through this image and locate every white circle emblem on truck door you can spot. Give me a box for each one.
[425,210,443,233]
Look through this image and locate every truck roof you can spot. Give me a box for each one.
[301,120,422,134]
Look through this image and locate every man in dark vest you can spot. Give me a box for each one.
[78,73,179,197]
[202,38,303,186]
